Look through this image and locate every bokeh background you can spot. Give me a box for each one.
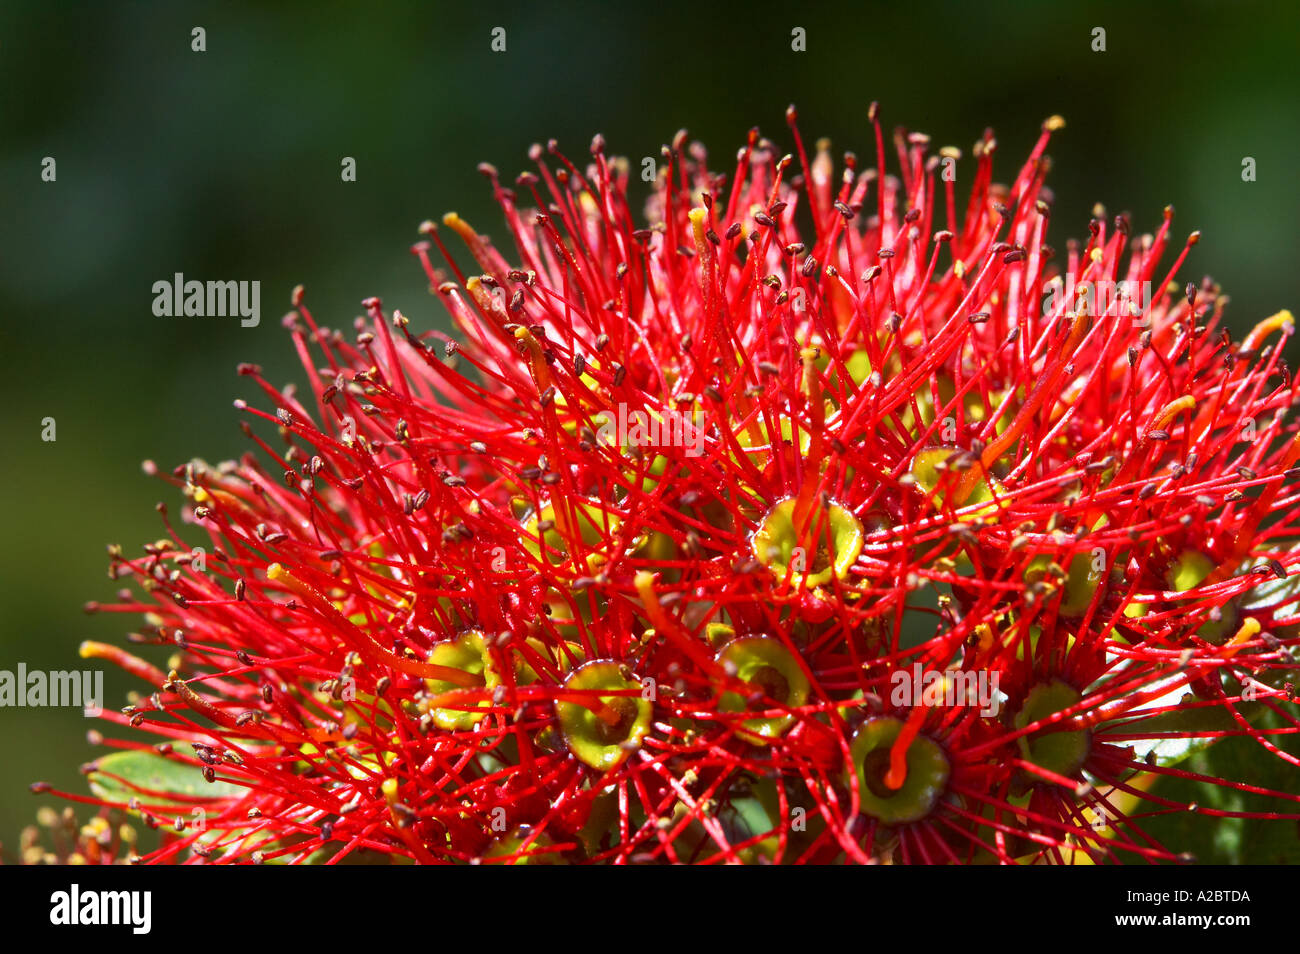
[2,0,1299,860]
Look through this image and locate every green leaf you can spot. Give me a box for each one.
[1113,696,1242,768]
[1242,571,1300,616]
[89,749,243,810]
[1139,708,1300,864]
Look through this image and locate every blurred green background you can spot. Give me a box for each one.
[2,0,1298,860]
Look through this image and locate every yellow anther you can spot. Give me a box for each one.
[1224,617,1261,655]
[1242,309,1295,353]
[1150,396,1195,433]
[688,206,708,246]
[441,212,478,243]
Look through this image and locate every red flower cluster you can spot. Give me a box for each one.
[53,106,1300,863]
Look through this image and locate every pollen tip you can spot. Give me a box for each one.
[442,212,479,244]
[1229,617,1261,647]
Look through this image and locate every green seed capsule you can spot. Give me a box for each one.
[482,830,566,864]
[556,661,652,770]
[752,497,864,588]
[522,499,623,568]
[846,717,950,824]
[1013,680,1090,778]
[705,622,736,648]
[1165,550,1238,644]
[1023,553,1101,616]
[910,446,1004,514]
[715,636,810,742]
[424,630,500,731]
